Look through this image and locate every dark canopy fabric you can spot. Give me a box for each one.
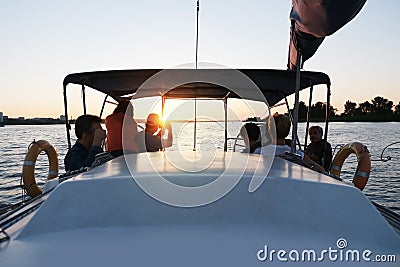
[63,69,330,106]
[288,0,367,69]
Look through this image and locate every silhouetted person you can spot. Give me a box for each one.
[136,113,173,152]
[105,100,139,156]
[254,113,325,172]
[239,123,261,153]
[64,114,106,171]
[305,125,332,171]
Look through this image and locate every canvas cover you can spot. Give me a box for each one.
[288,0,367,69]
[63,69,330,106]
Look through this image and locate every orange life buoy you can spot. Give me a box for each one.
[22,140,59,197]
[330,142,371,191]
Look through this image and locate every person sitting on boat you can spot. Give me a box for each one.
[64,114,106,171]
[136,113,173,152]
[239,123,261,153]
[105,100,139,157]
[305,125,332,171]
[254,113,325,172]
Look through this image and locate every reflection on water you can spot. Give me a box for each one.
[0,122,399,213]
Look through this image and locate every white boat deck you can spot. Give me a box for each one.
[1,152,399,266]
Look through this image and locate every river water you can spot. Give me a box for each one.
[0,122,399,214]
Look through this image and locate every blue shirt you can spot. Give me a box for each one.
[64,141,103,171]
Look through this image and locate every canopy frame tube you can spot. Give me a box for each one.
[81,85,87,115]
[291,48,302,154]
[63,85,72,149]
[284,96,302,151]
[223,92,230,152]
[322,84,331,168]
[304,84,314,148]
[99,95,109,119]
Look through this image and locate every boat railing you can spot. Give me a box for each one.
[224,136,245,152]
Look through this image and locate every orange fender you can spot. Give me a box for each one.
[330,142,371,191]
[22,140,59,197]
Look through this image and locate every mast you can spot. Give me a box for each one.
[193,0,200,151]
[291,47,302,154]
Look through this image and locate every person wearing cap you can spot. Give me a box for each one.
[136,113,173,152]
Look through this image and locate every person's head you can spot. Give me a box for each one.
[113,100,134,117]
[240,123,260,147]
[268,113,291,141]
[75,114,102,143]
[309,125,323,144]
[146,113,161,132]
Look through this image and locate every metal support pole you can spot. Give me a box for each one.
[82,85,87,115]
[322,85,331,168]
[161,95,166,119]
[287,20,296,70]
[99,95,108,118]
[304,85,314,149]
[284,96,301,151]
[193,90,197,151]
[224,97,228,152]
[193,0,199,151]
[195,0,200,70]
[291,49,302,154]
[63,85,71,149]
[161,95,166,152]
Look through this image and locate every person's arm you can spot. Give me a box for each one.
[162,122,173,148]
[84,128,105,168]
[64,144,96,171]
[64,147,81,172]
[303,154,326,173]
[65,129,106,171]
[253,147,261,154]
[86,145,103,165]
[65,144,104,172]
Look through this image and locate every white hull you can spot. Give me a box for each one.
[1,152,399,266]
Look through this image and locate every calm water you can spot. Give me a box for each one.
[0,122,399,214]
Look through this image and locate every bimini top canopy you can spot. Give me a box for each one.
[63,69,330,106]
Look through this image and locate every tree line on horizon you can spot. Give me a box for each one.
[295,96,400,122]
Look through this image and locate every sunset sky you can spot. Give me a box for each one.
[0,1,398,120]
